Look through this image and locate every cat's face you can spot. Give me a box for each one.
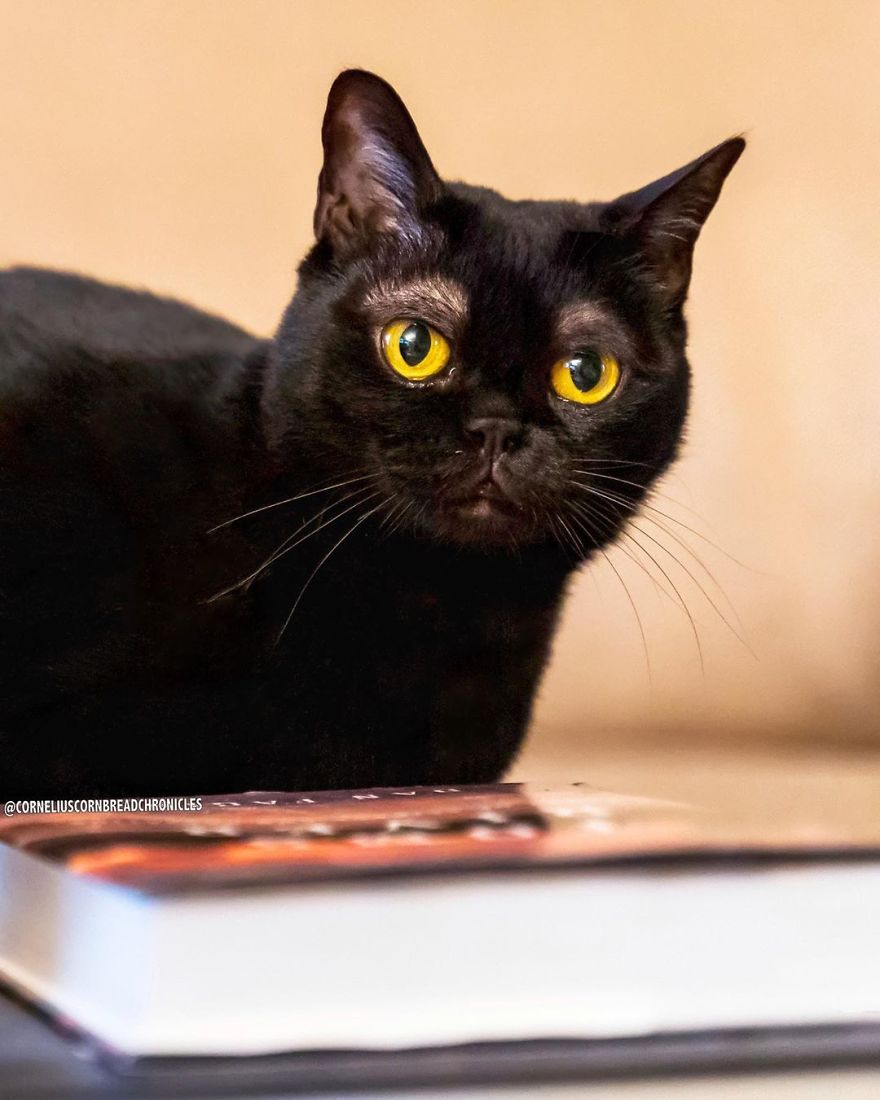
[268,71,742,556]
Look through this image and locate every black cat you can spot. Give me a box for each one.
[0,71,743,798]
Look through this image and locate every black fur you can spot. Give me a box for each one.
[0,71,743,797]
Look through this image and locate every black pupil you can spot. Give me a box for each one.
[569,349,604,391]
[399,323,432,366]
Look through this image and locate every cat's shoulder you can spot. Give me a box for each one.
[0,266,259,365]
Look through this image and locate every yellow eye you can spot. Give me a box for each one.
[551,349,620,405]
[381,319,451,381]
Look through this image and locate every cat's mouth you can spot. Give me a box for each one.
[441,479,527,543]
[455,482,518,518]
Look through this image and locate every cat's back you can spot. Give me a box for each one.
[0,268,264,603]
[0,266,258,365]
[0,266,263,500]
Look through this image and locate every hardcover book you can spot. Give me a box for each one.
[1,781,880,1087]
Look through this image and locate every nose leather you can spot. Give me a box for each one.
[464,417,523,459]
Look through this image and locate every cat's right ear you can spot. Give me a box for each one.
[314,70,442,258]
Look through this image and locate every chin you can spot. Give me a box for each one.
[431,497,540,548]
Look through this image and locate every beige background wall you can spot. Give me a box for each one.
[1,1,878,751]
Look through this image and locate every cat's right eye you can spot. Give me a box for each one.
[381,319,451,382]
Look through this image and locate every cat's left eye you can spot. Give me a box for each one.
[381,319,451,382]
[551,348,620,405]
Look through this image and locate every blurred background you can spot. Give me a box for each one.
[1,0,878,782]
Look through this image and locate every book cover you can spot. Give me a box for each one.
[3,782,879,896]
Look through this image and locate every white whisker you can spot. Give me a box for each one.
[276,499,390,643]
[567,504,652,684]
[206,471,377,533]
[205,486,381,602]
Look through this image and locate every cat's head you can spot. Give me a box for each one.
[266,70,743,555]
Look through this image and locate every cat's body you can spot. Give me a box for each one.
[0,72,743,798]
[0,267,565,796]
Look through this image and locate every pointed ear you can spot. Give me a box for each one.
[314,70,442,257]
[607,137,745,306]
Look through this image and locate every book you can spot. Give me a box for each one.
[1,782,879,1081]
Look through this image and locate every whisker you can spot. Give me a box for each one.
[572,457,667,472]
[205,486,381,602]
[573,456,692,494]
[633,513,749,635]
[638,500,753,570]
[571,488,705,673]
[547,516,569,559]
[572,473,753,570]
[622,526,705,676]
[567,499,675,605]
[378,496,406,533]
[207,471,377,533]
[572,480,752,645]
[566,506,652,685]
[570,473,702,523]
[560,509,603,602]
[571,491,682,603]
[379,496,417,539]
[631,521,755,658]
[257,481,383,563]
[242,486,383,586]
[556,514,586,559]
[276,499,390,643]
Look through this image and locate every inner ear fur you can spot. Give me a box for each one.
[314,70,442,257]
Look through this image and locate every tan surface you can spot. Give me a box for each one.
[512,743,880,835]
[1,1,879,749]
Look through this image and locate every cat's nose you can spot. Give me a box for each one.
[464,417,524,459]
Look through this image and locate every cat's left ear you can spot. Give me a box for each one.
[314,70,442,258]
[607,137,745,306]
